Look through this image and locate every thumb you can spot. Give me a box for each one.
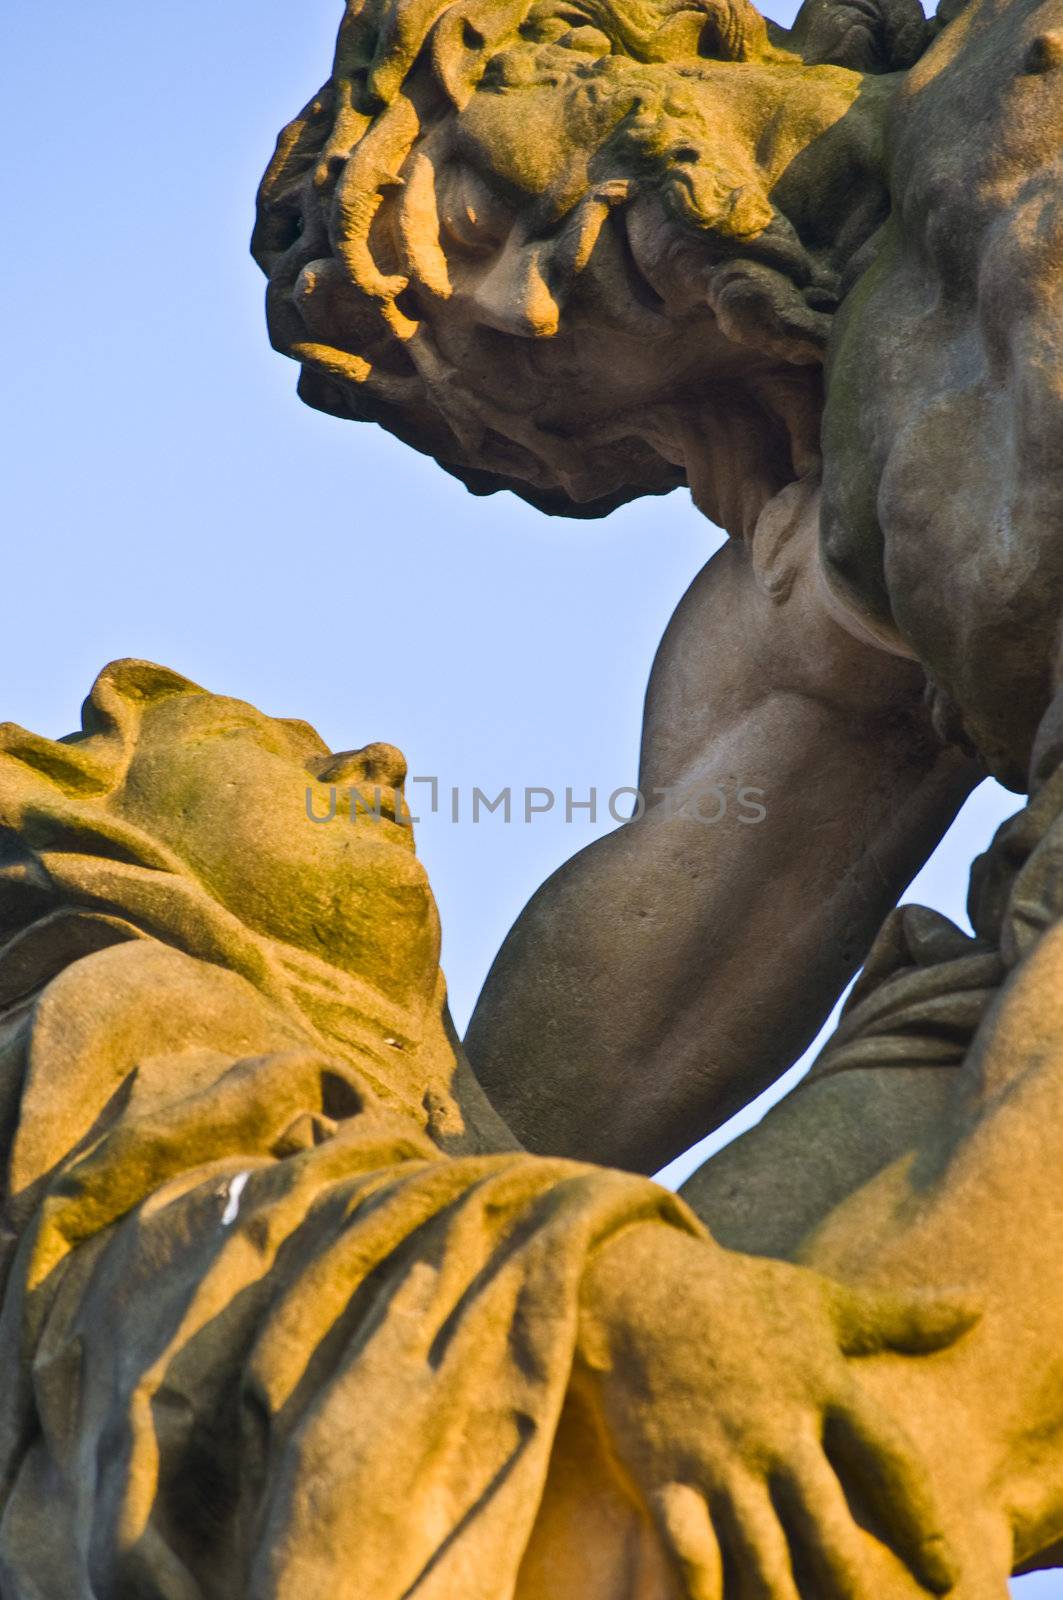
[827,1281,982,1358]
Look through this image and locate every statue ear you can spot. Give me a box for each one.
[788,0,930,72]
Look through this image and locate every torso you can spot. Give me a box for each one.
[819,0,1063,787]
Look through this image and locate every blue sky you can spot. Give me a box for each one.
[1,1,1047,1590]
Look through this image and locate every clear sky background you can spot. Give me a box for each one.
[2,1,1048,1591]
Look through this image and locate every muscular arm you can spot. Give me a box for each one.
[465,490,978,1173]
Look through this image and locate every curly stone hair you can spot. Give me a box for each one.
[253,0,931,527]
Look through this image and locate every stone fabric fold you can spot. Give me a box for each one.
[0,942,696,1600]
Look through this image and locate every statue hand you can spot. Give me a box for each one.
[577,1224,979,1598]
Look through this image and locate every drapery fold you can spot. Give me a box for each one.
[0,939,698,1600]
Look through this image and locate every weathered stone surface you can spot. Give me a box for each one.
[253,0,1063,1193]
[820,0,1063,788]
[8,0,1063,1590]
[0,663,987,1595]
[255,0,1063,783]
[253,0,922,532]
[685,763,1063,1584]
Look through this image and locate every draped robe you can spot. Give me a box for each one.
[0,855,700,1600]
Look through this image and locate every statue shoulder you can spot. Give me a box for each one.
[7,939,309,1220]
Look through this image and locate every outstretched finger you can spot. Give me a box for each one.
[713,1476,800,1600]
[773,1442,874,1600]
[824,1392,958,1595]
[651,1482,724,1600]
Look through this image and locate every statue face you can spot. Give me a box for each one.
[114,693,441,1012]
[255,0,899,533]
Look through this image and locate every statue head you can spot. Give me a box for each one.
[254,0,929,534]
[0,661,440,1051]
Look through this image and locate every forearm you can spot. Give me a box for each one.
[466,527,976,1172]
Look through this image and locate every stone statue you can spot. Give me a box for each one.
[0,661,983,1597]
[4,0,1063,1591]
[247,0,1063,1585]
[251,0,1057,1182]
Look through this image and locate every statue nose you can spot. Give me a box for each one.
[310,742,408,791]
[686,178,773,239]
[471,240,561,338]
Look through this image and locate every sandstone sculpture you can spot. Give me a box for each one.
[248,0,1063,1584]
[0,662,984,1596]
[2,0,1063,1592]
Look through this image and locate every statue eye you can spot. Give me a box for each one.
[438,167,514,256]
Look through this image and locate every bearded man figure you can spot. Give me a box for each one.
[253,0,928,530]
